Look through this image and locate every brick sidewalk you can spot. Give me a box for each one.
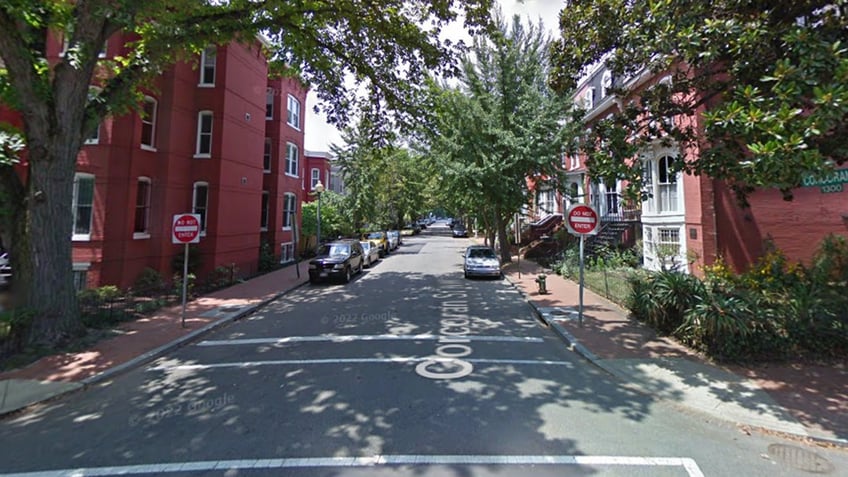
[504,256,848,443]
[0,262,308,383]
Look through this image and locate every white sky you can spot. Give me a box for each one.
[303,0,565,152]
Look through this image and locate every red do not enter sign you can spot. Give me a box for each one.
[172,214,201,244]
[565,204,599,236]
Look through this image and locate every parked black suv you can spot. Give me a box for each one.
[308,240,365,284]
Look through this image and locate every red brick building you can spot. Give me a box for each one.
[2,35,309,290]
[553,62,848,275]
[303,151,333,201]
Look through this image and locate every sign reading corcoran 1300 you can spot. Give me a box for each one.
[801,168,848,194]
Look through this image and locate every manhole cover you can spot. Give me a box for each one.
[767,444,834,474]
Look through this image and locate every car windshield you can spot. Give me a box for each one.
[367,232,383,239]
[468,248,496,259]
[360,242,371,251]
[319,244,350,256]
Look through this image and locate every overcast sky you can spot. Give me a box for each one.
[303,0,565,153]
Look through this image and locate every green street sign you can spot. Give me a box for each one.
[801,168,848,194]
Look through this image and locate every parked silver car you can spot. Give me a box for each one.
[360,241,381,268]
[463,245,502,279]
[386,230,401,250]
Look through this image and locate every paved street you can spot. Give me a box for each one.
[0,231,845,476]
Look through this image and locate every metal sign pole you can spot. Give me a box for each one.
[181,242,189,328]
[293,218,300,278]
[578,234,585,328]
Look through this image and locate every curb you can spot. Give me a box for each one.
[0,278,308,418]
[82,278,309,386]
[504,273,848,449]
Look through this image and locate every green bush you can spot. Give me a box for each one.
[133,267,165,294]
[629,236,848,363]
[258,241,280,272]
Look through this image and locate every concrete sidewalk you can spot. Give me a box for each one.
[503,256,848,446]
[0,262,309,416]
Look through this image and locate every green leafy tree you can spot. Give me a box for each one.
[549,1,848,203]
[334,100,436,231]
[301,190,355,248]
[426,12,568,262]
[0,0,492,346]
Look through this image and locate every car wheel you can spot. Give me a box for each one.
[309,278,319,285]
[343,267,352,283]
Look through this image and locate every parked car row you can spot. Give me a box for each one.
[308,229,404,285]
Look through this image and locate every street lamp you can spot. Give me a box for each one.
[312,181,325,252]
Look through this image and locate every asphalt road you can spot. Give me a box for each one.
[0,228,845,476]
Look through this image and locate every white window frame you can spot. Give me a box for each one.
[285,142,299,177]
[85,87,102,145]
[72,173,95,241]
[280,242,295,264]
[282,193,296,230]
[656,155,679,214]
[140,96,157,151]
[287,95,301,129]
[601,70,612,98]
[260,191,270,231]
[73,262,91,291]
[85,123,100,145]
[199,45,216,87]
[266,87,274,120]
[263,138,272,173]
[311,168,320,189]
[193,181,209,235]
[195,110,213,157]
[133,177,152,239]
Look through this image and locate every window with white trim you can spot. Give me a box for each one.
[642,154,680,214]
[657,155,679,213]
[263,139,272,173]
[266,88,274,120]
[134,177,152,237]
[601,70,612,98]
[287,95,301,129]
[282,193,296,230]
[280,242,295,264]
[140,96,157,149]
[260,191,269,230]
[72,173,95,240]
[85,123,100,145]
[311,168,320,189]
[285,143,299,177]
[199,46,216,86]
[73,263,90,291]
[193,182,209,234]
[195,111,213,157]
[85,87,102,144]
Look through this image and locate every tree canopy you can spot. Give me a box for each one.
[0,0,492,345]
[425,12,568,261]
[549,0,848,202]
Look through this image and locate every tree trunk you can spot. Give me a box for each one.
[15,139,85,346]
[495,208,511,264]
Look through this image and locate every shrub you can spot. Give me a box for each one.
[133,268,165,294]
[258,241,279,272]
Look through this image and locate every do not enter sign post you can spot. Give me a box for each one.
[172,214,201,327]
[565,204,600,328]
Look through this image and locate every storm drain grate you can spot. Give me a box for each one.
[767,444,834,474]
